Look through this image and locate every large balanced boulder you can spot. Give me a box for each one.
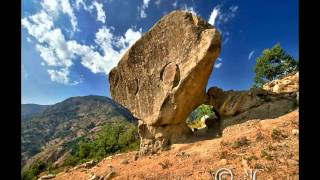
[109,11,221,155]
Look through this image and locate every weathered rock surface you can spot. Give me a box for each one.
[206,86,298,119]
[109,11,221,155]
[262,72,299,93]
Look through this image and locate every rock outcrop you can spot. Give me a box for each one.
[262,72,299,93]
[109,11,221,155]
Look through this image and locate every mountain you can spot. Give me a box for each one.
[21,95,136,169]
[21,104,50,119]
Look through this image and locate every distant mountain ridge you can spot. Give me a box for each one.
[21,95,136,169]
[21,104,50,119]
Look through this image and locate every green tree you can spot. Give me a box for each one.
[188,104,214,122]
[253,43,298,87]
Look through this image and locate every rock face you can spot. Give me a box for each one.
[206,86,298,119]
[109,11,221,155]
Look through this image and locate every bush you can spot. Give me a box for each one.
[253,43,298,87]
[64,120,139,166]
[21,161,46,180]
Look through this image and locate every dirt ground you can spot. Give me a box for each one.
[53,109,299,180]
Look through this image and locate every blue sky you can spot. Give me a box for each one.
[21,0,298,105]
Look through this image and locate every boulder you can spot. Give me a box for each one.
[109,11,221,155]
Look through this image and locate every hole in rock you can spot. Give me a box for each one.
[185,104,222,139]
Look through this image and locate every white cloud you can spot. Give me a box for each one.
[47,68,79,85]
[139,0,151,18]
[143,0,151,8]
[22,0,142,85]
[214,62,222,68]
[92,1,106,23]
[41,0,78,32]
[26,37,32,42]
[248,50,255,60]
[172,1,177,8]
[181,4,197,15]
[217,57,223,62]
[208,6,220,26]
[218,5,239,25]
[140,9,147,18]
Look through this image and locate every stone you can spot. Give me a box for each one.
[102,171,116,180]
[262,72,299,93]
[109,11,221,155]
[88,174,99,180]
[38,174,56,180]
[120,159,129,165]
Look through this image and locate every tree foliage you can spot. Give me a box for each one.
[253,43,298,87]
[187,104,214,123]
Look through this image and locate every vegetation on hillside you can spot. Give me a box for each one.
[21,120,139,180]
[253,43,298,88]
[21,96,136,167]
[63,120,139,166]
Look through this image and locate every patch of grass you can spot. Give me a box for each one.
[271,129,288,141]
[254,163,264,169]
[246,155,258,161]
[231,137,250,149]
[267,144,277,151]
[255,132,265,141]
[260,150,273,160]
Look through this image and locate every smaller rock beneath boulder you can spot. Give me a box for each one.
[120,159,129,165]
[88,174,99,180]
[292,129,299,136]
[101,171,116,180]
[38,174,56,180]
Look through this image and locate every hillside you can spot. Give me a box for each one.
[21,95,136,170]
[21,104,50,119]
[52,109,299,180]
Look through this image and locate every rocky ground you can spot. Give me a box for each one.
[49,109,299,180]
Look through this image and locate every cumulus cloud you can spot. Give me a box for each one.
[47,68,78,85]
[41,0,78,32]
[248,50,255,60]
[22,0,142,85]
